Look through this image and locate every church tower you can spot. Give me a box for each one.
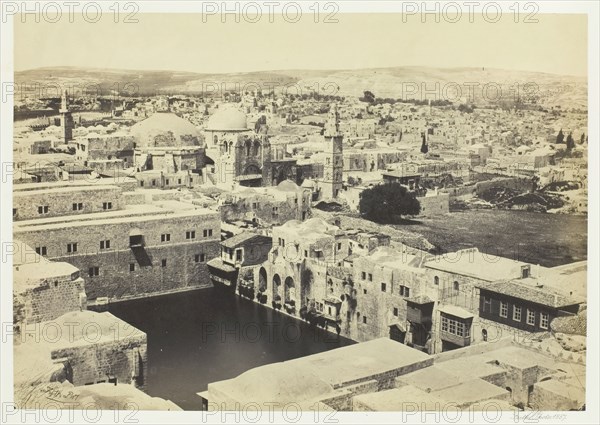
[322,103,343,199]
[59,90,74,143]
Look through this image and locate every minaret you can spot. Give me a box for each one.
[59,90,74,143]
[322,103,343,199]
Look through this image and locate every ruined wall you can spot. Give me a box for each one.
[417,193,450,217]
[51,334,148,390]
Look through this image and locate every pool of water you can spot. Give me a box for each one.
[107,288,354,410]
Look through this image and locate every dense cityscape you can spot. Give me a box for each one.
[11,70,587,412]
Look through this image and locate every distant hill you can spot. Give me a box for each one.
[15,66,587,109]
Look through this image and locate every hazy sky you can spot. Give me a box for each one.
[14,13,587,76]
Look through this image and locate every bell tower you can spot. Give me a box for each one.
[59,90,74,143]
[321,103,343,199]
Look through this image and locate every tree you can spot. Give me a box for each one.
[359,183,421,223]
[556,129,565,144]
[420,132,429,154]
[566,132,575,151]
[359,90,375,104]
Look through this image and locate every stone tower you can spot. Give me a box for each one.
[322,103,343,199]
[59,90,74,143]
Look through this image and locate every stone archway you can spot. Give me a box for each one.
[258,267,267,292]
[284,276,296,303]
[272,274,282,302]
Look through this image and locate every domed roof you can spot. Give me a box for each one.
[275,179,300,192]
[205,106,248,131]
[226,363,334,405]
[130,112,203,148]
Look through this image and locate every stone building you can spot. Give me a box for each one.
[13,182,221,304]
[204,106,288,187]
[13,241,86,330]
[219,180,311,226]
[17,310,147,389]
[130,112,208,188]
[200,336,584,411]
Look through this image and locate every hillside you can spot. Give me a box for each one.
[15,66,587,108]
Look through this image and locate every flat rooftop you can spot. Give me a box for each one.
[14,202,216,232]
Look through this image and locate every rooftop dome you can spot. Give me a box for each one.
[205,107,248,131]
[226,363,334,405]
[130,112,203,148]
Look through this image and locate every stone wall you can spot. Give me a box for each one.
[13,186,122,221]
[51,334,147,390]
[417,193,450,217]
[18,276,86,326]
[14,212,221,302]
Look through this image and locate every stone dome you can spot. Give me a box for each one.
[205,107,248,131]
[226,363,334,405]
[130,112,203,148]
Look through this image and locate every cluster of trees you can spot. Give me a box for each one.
[359,183,421,223]
[457,103,476,113]
[358,91,453,107]
[556,129,580,151]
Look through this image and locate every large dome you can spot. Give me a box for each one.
[130,112,203,148]
[205,107,248,131]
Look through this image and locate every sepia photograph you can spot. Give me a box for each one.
[1,1,598,424]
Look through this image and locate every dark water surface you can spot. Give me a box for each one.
[108,288,354,410]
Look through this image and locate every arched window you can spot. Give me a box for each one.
[453,281,459,290]
[245,140,252,156]
[434,276,439,285]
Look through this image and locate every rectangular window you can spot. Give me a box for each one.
[513,306,522,321]
[393,307,398,317]
[399,286,410,297]
[72,202,83,211]
[236,249,243,261]
[178,178,182,184]
[38,206,49,214]
[527,309,536,326]
[363,288,367,295]
[67,243,78,253]
[381,282,386,292]
[500,301,508,318]
[448,319,456,335]
[165,179,170,186]
[456,322,464,337]
[203,229,213,237]
[368,273,373,282]
[35,246,47,256]
[361,272,366,280]
[88,266,99,277]
[195,253,206,263]
[441,316,449,332]
[100,240,111,250]
[186,230,196,240]
[129,263,135,272]
[362,316,367,324]
[161,233,171,242]
[103,202,113,210]
[161,259,167,267]
[483,296,492,313]
[540,312,549,329]
[140,181,144,187]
